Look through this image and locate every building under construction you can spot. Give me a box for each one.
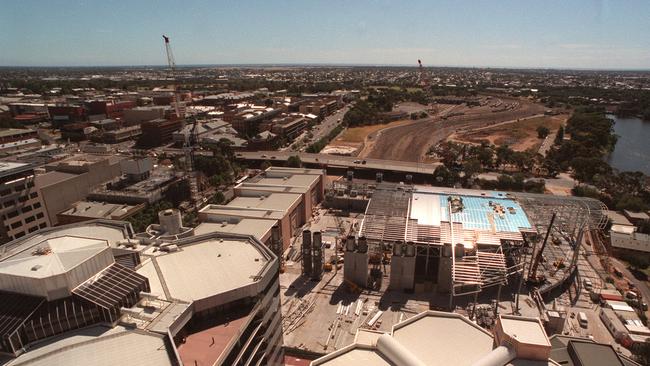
[334,182,608,301]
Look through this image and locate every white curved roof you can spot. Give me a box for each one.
[0,236,108,278]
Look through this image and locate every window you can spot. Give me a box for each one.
[25,216,36,223]
[39,222,47,229]
[0,189,10,196]
[27,181,34,188]
[28,226,38,233]
[3,200,14,208]
[7,211,18,219]
[14,231,25,239]
[18,196,28,203]
[13,185,25,193]
[22,206,32,214]
[36,212,44,219]
[10,221,22,229]
[30,192,38,199]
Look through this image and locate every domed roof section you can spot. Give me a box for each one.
[0,236,108,279]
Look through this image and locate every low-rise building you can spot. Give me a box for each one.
[122,106,169,125]
[56,200,145,225]
[623,210,650,225]
[610,224,650,256]
[137,118,183,147]
[35,154,124,225]
[236,167,325,220]
[199,190,303,253]
[270,116,309,139]
[0,138,41,156]
[0,128,38,144]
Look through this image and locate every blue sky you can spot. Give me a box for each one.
[1,0,649,69]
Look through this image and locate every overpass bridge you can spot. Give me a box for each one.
[235,151,440,180]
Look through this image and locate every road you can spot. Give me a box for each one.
[287,105,350,152]
[235,150,439,175]
[309,106,350,145]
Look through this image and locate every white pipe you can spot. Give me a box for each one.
[470,345,516,366]
[376,333,426,366]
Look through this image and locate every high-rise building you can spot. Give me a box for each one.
[0,162,48,244]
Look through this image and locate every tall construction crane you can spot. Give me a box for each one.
[163,35,199,203]
[417,59,427,87]
[527,212,556,285]
[162,35,183,120]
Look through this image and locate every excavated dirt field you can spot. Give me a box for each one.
[361,97,546,162]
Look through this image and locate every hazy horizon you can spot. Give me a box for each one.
[2,0,649,69]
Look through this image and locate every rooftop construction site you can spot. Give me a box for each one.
[280,175,610,358]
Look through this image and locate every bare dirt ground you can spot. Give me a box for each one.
[450,115,566,151]
[361,97,547,162]
[324,103,438,156]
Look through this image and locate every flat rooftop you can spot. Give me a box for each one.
[59,201,141,219]
[0,128,35,138]
[5,325,175,366]
[194,218,274,241]
[237,182,309,194]
[228,192,301,212]
[265,166,325,176]
[315,347,392,366]
[0,161,30,175]
[137,235,272,304]
[199,205,285,220]
[177,312,251,366]
[391,312,494,366]
[313,311,495,366]
[250,173,320,189]
[499,315,550,347]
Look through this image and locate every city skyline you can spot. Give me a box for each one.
[1,0,649,69]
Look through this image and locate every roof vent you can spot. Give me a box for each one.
[31,264,43,271]
[32,247,51,256]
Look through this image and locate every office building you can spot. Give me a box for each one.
[0,163,48,244]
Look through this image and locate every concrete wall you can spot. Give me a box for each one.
[437,245,453,294]
[389,256,416,291]
[344,251,368,288]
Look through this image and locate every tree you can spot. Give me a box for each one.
[433,165,459,187]
[164,180,191,206]
[462,159,482,184]
[536,126,550,139]
[570,157,612,183]
[638,220,650,235]
[495,145,514,169]
[209,191,226,205]
[632,339,650,365]
[615,194,648,212]
[542,159,560,178]
[287,155,302,168]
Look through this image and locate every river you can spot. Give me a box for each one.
[607,114,650,175]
